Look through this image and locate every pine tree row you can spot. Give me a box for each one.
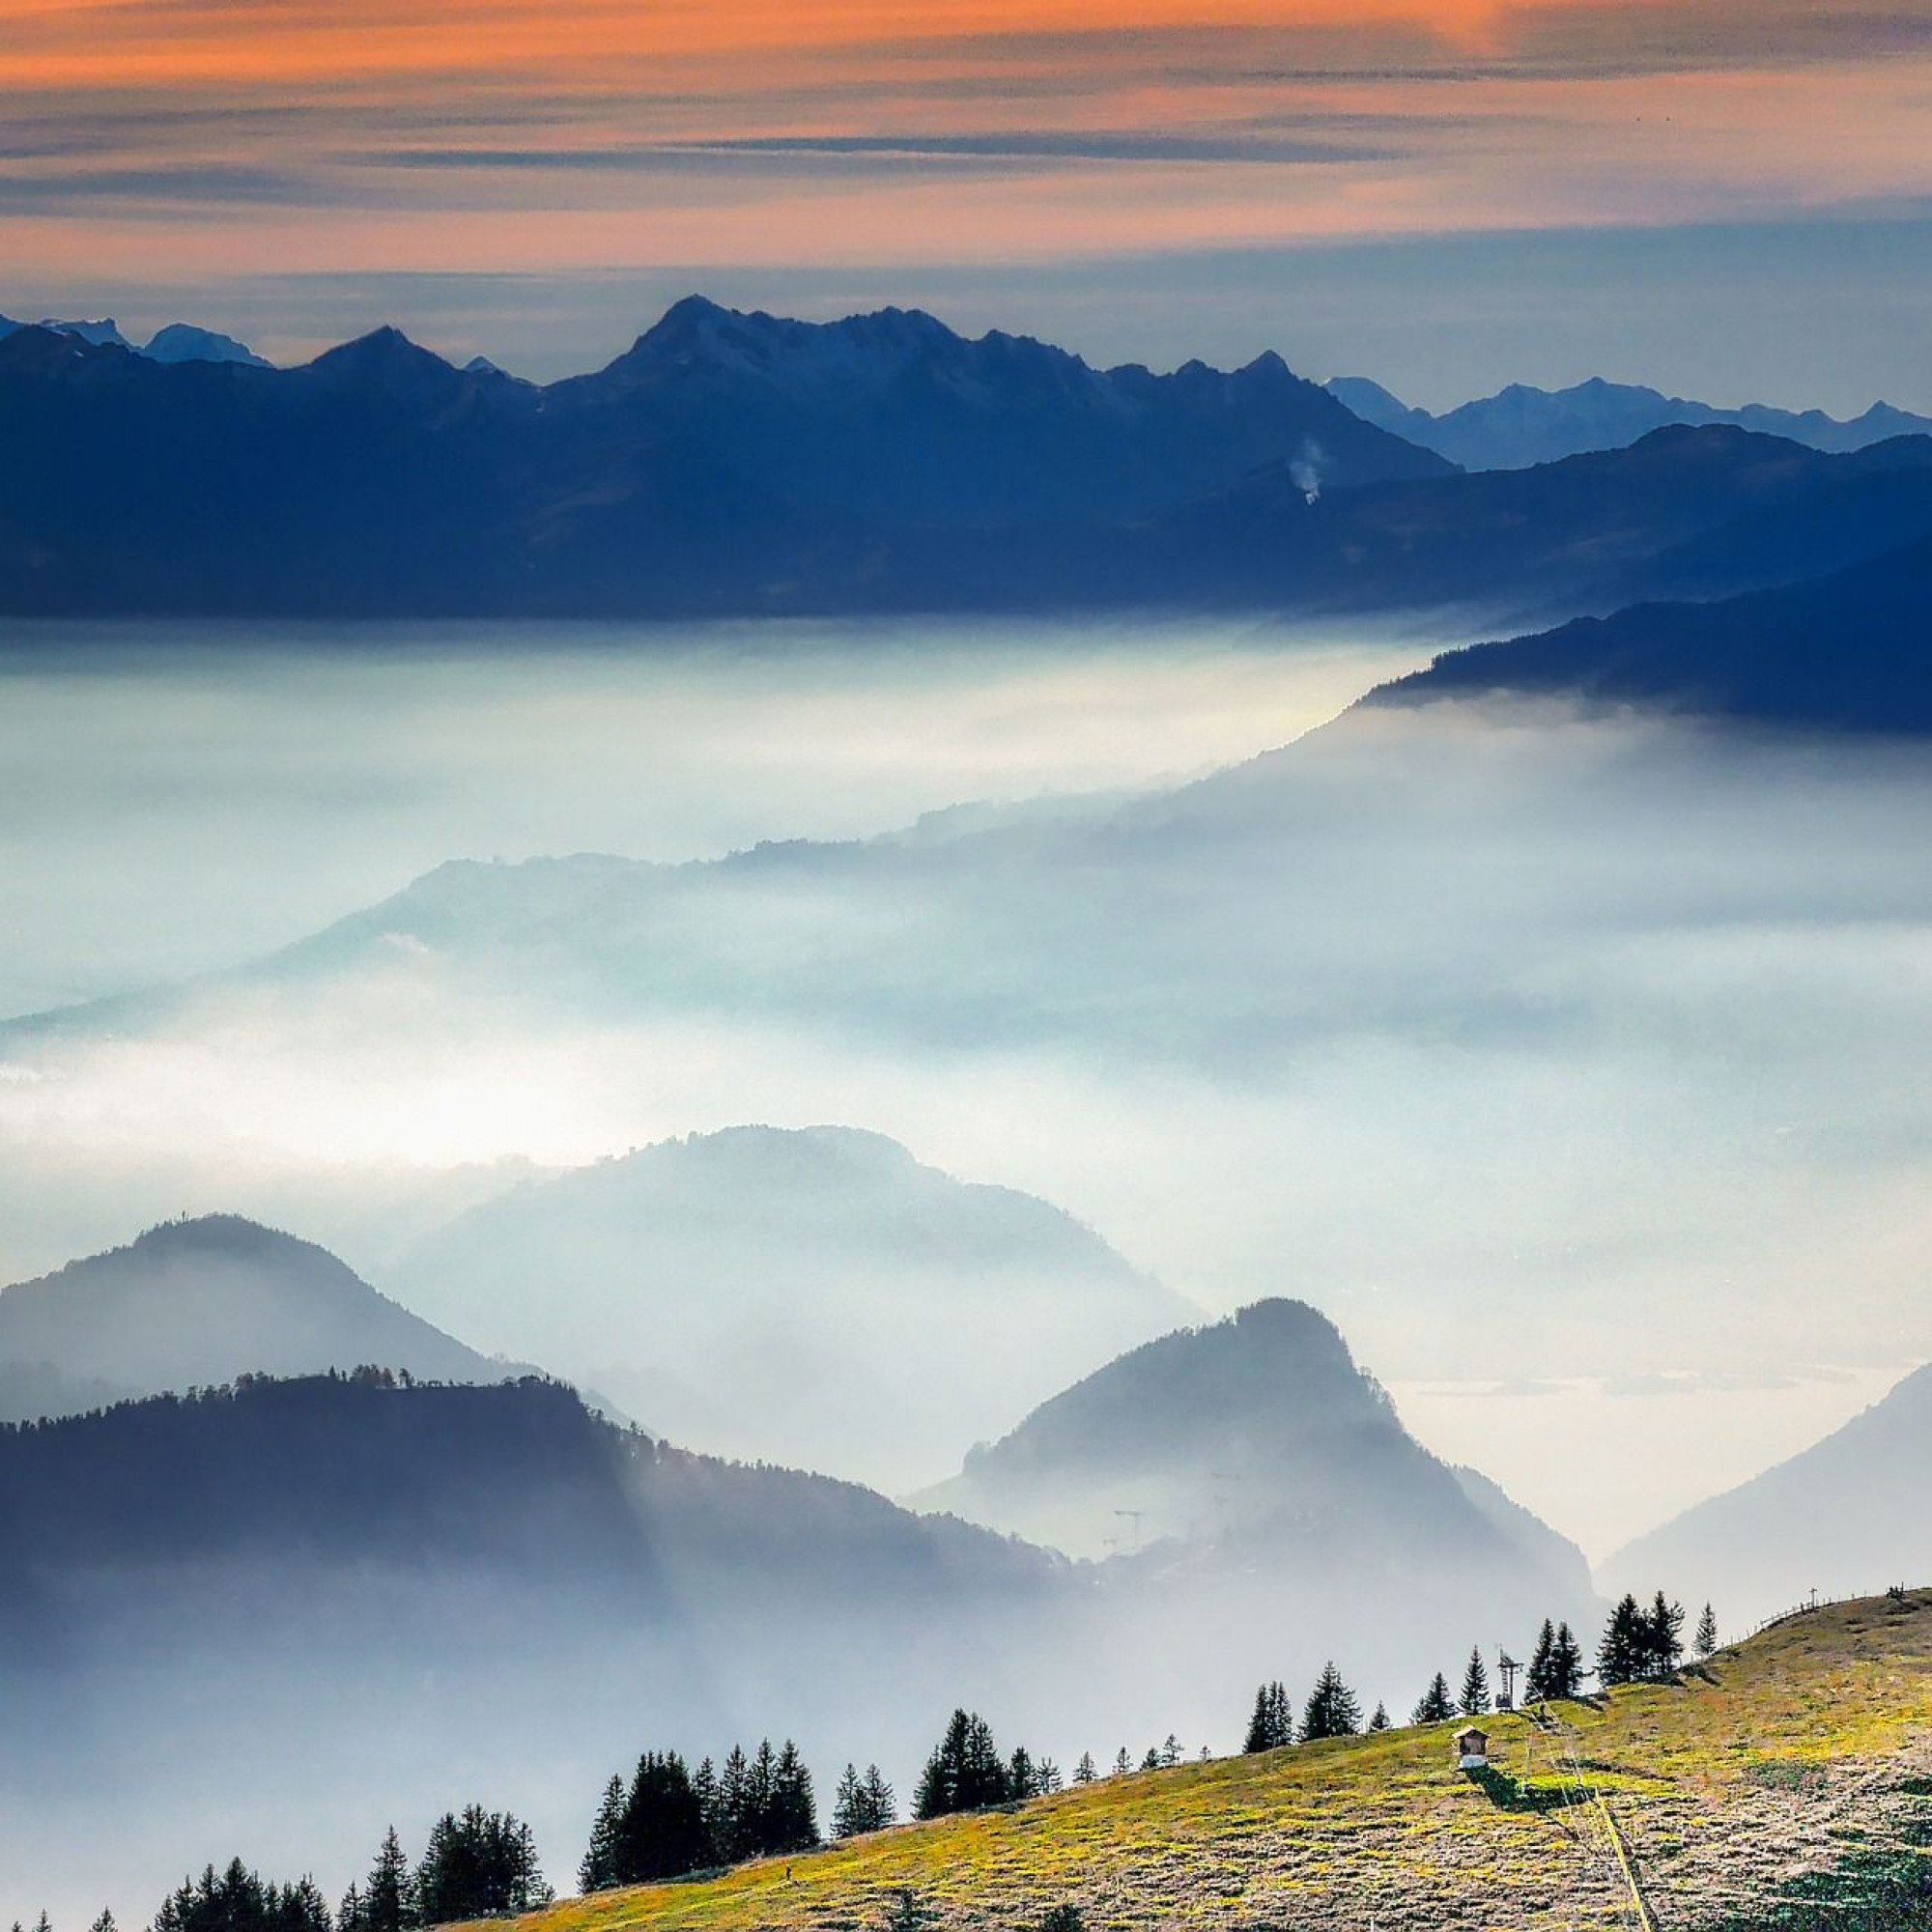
[580,1739,820,1892]
[1596,1589,1709,1687]
[912,1710,1064,1819]
[1241,1665,1386,1749]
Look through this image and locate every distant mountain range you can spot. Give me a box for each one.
[392,1125,1195,1491]
[0,297,1447,619]
[1364,531,1932,734]
[12,295,1932,624]
[1329,373,1932,470]
[912,1298,1592,1609]
[1601,1360,1932,1622]
[0,313,269,367]
[0,1214,515,1423]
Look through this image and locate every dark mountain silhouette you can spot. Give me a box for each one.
[0,1372,1051,1624]
[540,295,1448,524]
[0,299,1444,618]
[6,302,1932,620]
[393,1125,1195,1491]
[0,1214,515,1422]
[1127,425,1932,622]
[1363,532,1932,733]
[913,1299,1592,1605]
[0,1370,1062,1915]
[1601,1360,1932,1622]
[0,313,267,364]
[1329,373,1932,470]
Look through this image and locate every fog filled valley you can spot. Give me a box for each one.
[2,602,1930,1921]
[2,286,1931,1929]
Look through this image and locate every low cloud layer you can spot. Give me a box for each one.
[1,634,1927,1556]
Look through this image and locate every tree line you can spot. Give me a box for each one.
[19,1594,1725,1932]
[1597,1591,1715,1687]
[580,1739,820,1891]
[1241,1595,1719,1750]
[12,1806,557,1932]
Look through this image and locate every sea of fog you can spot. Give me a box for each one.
[0,615,1436,1015]
[2,613,1930,1559]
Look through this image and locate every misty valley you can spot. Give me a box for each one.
[2,299,1931,1932]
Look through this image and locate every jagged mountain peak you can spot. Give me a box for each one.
[613,293,1009,394]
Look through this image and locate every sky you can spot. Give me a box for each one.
[5,0,1932,407]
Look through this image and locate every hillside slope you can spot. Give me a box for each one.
[393,1126,1194,1490]
[517,1592,1932,1932]
[1603,1360,1932,1623]
[0,1214,513,1422]
[0,1374,1063,1919]
[1363,532,1932,734]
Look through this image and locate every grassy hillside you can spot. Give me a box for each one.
[512,1593,1932,1932]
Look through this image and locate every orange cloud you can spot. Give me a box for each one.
[1,0,1927,300]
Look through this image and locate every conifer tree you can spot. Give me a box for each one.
[414,1805,553,1920]
[1300,1662,1363,1741]
[278,1877,333,1932]
[692,1757,720,1855]
[1459,1647,1492,1718]
[1598,1594,1644,1688]
[914,1711,1009,1819]
[1525,1618,1558,1702]
[1695,1603,1719,1658]
[1111,1748,1131,1776]
[1243,1684,1271,1752]
[832,1765,868,1841]
[1646,1591,1686,1679]
[1139,1748,1160,1771]
[364,1826,415,1932]
[1552,1622,1584,1698]
[863,1765,897,1830]
[716,1747,752,1861]
[1159,1734,1181,1769]
[1411,1672,1455,1725]
[1072,1753,1097,1785]
[582,1776,626,1891]
[337,1885,365,1932]
[1368,1703,1390,1733]
[1242,1680,1293,1752]
[769,1741,819,1852]
[745,1741,780,1853]
[90,1916,117,1932]
[1009,1747,1037,1799]
[613,1751,714,1880]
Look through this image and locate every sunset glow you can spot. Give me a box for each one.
[3,0,1928,391]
